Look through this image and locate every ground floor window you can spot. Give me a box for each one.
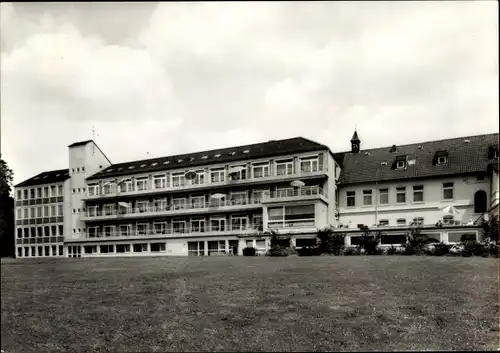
[68,245,81,258]
[100,245,114,254]
[295,238,317,248]
[31,246,36,256]
[380,234,406,245]
[208,240,226,255]
[17,248,22,257]
[133,243,148,252]
[59,245,64,256]
[38,246,43,257]
[52,245,57,256]
[255,239,266,250]
[24,247,29,257]
[188,241,205,256]
[350,235,374,246]
[448,232,476,243]
[84,245,98,254]
[150,242,166,252]
[116,244,131,253]
[44,246,50,256]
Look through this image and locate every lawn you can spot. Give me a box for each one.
[1,256,499,352]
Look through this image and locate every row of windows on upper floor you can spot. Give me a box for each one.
[16,204,64,219]
[71,166,85,173]
[16,185,64,201]
[17,225,64,238]
[344,183,489,213]
[87,157,323,195]
[360,215,459,228]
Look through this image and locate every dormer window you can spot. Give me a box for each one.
[201,156,208,160]
[229,152,235,156]
[434,150,449,165]
[243,150,250,154]
[151,163,158,167]
[394,155,407,170]
[163,161,170,165]
[214,154,221,158]
[140,164,147,168]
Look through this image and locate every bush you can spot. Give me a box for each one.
[297,246,320,256]
[242,247,256,256]
[433,242,451,256]
[343,247,361,256]
[266,245,290,257]
[317,228,346,255]
[386,246,399,255]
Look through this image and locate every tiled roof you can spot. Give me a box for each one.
[334,133,499,186]
[15,169,70,188]
[68,140,93,148]
[87,137,329,181]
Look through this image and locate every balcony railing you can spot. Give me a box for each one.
[83,166,327,199]
[83,224,262,239]
[262,186,325,200]
[83,198,263,219]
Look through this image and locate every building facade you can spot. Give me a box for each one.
[13,133,499,258]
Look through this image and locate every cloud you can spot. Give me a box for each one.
[1,1,498,185]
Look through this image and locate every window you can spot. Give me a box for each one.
[136,223,149,235]
[379,189,389,205]
[378,220,389,227]
[443,182,454,200]
[381,234,406,245]
[87,226,99,238]
[50,185,56,197]
[84,246,98,254]
[448,232,477,243]
[59,246,63,256]
[17,229,22,238]
[116,244,130,253]
[210,217,226,232]
[37,188,42,198]
[208,240,226,256]
[172,219,186,233]
[172,173,185,187]
[188,241,204,256]
[102,182,113,195]
[119,224,132,237]
[443,215,454,225]
[17,209,22,219]
[103,204,114,216]
[300,157,319,173]
[437,156,447,165]
[252,189,269,203]
[210,169,225,183]
[190,217,206,232]
[30,189,35,199]
[396,187,406,203]
[295,238,317,248]
[23,228,29,238]
[276,160,294,176]
[43,187,49,198]
[276,188,294,198]
[268,205,315,228]
[133,244,148,252]
[44,226,49,237]
[396,159,406,169]
[191,171,205,185]
[44,206,49,217]
[23,208,28,218]
[58,225,63,236]
[57,204,63,216]
[230,192,247,205]
[246,240,253,248]
[100,245,114,254]
[88,183,99,196]
[172,198,186,210]
[88,206,99,217]
[363,190,372,206]
[136,178,148,191]
[30,228,36,238]
[412,217,424,226]
[153,175,167,189]
[351,235,375,246]
[118,180,133,193]
[25,247,30,257]
[153,198,168,211]
[153,222,167,235]
[150,243,166,252]
[231,216,247,230]
[103,226,115,237]
[23,189,28,199]
[255,240,266,249]
[191,196,205,208]
[253,214,263,230]
[17,190,22,200]
[228,166,246,181]
[397,219,406,227]
[136,201,149,213]
[253,163,270,178]
[413,185,424,202]
[57,185,63,196]
[474,190,487,213]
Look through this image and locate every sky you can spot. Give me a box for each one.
[1,1,498,186]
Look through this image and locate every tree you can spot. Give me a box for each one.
[357,225,382,255]
[0,155,15,257]
[316,227,345,255]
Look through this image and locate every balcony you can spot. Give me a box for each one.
[66,225,262,242]
[81,168,327,201]
[261,186,327,204]
[81,198,263,221]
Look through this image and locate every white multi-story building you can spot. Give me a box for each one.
[13,132,499,258]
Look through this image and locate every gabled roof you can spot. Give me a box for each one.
[87,137,329,181]
[334,133,499,185]
[68,140,93,148]
[15,169,70,188]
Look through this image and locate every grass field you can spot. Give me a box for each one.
[1,256,499,352]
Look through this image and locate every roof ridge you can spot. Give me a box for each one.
[334,132,499,154]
